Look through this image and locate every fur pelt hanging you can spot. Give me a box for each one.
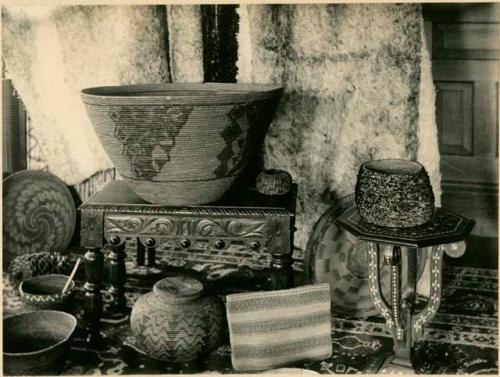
[166,5,204,83]
[237,4,442,250]
[2,5,170,185]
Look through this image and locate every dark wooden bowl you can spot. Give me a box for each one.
[3,310,77,375]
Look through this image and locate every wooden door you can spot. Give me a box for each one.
[424,3,499,188]
[423,3,499,251]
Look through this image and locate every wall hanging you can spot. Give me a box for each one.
[237,3,441,249]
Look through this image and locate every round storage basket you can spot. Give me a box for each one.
[355,159,434,228]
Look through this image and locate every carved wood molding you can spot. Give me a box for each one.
[80,203,291,217]
[105,216,268,238]
[80,208,104,248]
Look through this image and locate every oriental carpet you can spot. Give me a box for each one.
[3,250,497,374]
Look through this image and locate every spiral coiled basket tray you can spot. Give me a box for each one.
[2,171,76,270]
[81,83,283,205]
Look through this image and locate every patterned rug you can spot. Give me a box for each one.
[3,249,498,375]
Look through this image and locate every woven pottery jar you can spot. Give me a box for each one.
[355,159,434,228]
[130,275,226,362]
[81,83,283,205]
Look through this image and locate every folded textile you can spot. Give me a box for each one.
[226,283,332,371]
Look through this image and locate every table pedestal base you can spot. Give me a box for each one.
[336,206,474,373]
[368,243,446,372]
[378,356,415,374]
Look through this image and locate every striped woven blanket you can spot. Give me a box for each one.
[226,283,332,371]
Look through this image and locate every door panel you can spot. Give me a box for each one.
[424,3,499,187]
[424,3,498,240]
[435,81,473,156]
[433,22,499,60]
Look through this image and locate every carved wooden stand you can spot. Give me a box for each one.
[79,180,297,346]
[336,207,474,373]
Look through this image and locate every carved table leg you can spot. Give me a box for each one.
[136,239,145,266]
[147,247,156,266]
[412,245,444,340]
[144,238,156,267]
[107,235,127,317]
[370,243,444,373]
[270,254,294,290]
[83,247,104,346]
[388,246,415,369]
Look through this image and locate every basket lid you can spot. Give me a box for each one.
[153,275,204,302]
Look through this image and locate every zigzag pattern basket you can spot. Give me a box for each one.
[129,275,226,362]
[81,83,283,205]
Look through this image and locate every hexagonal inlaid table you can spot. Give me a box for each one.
[336,206,475,373]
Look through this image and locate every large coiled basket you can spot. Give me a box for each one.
[81,83,283,205]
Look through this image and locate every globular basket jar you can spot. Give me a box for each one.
[130,275,226,363]
[81,83,283,205]
[355,159,435,228]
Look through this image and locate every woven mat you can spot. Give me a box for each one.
[3,250,498,374]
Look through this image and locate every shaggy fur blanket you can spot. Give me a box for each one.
[166,5,204,83]
[237,4,441,250]
[2,5,170,185]
[2,5,441,253]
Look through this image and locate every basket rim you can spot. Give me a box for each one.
[81,82,283,105]
[19,274,75,297]
[3,310,77,357]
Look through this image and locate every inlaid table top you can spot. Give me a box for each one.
[335,206,475,248]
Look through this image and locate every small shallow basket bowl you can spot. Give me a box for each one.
[81,83,283,205]
[19,273,75,311]
[3,310,77,375]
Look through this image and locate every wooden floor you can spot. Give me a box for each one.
[441,184,498,269]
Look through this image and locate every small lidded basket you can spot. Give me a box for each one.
[355,159,435,228]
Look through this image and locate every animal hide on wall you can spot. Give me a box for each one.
[417,16,441,199]
[166,5,204,83]
[237,4,442,250]
[2,4,441,254]
[2,5,170,185]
